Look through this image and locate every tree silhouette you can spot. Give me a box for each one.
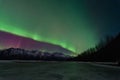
[74,32,120,64]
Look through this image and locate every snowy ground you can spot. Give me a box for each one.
[0,61,119,80]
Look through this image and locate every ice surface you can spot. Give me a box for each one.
[0,61,119,80]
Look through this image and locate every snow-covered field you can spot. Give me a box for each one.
[0,61,119,80]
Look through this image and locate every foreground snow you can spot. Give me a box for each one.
[0,61,119,80]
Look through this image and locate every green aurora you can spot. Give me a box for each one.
[0,0,99,54]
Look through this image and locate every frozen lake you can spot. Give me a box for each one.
[0,61,119,80]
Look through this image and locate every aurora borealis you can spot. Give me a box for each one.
[0,0,120,55]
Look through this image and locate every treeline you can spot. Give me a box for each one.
[73,33,120,64]
[0,48,70,61]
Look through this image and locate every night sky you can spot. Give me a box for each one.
[0,0,120,55]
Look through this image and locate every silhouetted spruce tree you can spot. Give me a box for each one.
[75,33,119,62]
